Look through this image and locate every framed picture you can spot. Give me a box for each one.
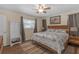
[50,16,61,24]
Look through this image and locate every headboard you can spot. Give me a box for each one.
[48,25,69,33]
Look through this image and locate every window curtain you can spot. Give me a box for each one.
[20,16,25,42]
[34,19,37,33]
[42,19,47,31]
[68,14,77,27]
[68,13,79,36]
[75,13,79,35]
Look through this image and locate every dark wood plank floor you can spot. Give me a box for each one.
[2,41,79,54]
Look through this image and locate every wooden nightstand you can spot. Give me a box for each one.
[69,36,79,53]
[69,36,79,45]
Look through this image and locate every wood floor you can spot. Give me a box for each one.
[2,40,79,54]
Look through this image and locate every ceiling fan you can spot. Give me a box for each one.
[34,4,51,14]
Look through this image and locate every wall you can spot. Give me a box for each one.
[0,9,43,46]
[46,10,79,26]
[46,13,68,26]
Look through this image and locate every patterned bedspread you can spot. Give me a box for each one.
[32,29,69,54]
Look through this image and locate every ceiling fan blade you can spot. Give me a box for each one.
[32,8,38,10]
[36,11,46,14]
[43,11,46,13]
[44,7,51,10]
[36,11,39,13]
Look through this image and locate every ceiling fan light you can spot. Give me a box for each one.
[38,9,43,12]
[35,4,51,14]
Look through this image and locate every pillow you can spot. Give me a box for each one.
[55,29,66,33]
[47,29,56,32]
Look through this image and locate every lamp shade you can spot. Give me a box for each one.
[70,27,78,31]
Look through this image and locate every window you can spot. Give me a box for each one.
[23,19,35,29]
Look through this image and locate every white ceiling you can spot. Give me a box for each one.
[0,4,79,17]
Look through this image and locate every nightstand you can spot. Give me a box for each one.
[69,36,79,45]
[69,36,79,53]
[68,27,79,45]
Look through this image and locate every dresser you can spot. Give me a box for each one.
[0,36,3,53]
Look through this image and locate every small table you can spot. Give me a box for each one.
[69,36,79,45]
[69,36,79,53]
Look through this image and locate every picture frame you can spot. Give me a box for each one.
[50,16,61,24]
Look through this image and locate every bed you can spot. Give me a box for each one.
[32,26,69,54]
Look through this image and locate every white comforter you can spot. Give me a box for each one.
[32,30,69,54]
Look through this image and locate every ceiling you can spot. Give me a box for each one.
[0,4,79,17]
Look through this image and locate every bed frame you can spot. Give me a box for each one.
[32,40,68,53]
[32,25,69,54]
[48,25,69,33]
[32,40,57,53]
